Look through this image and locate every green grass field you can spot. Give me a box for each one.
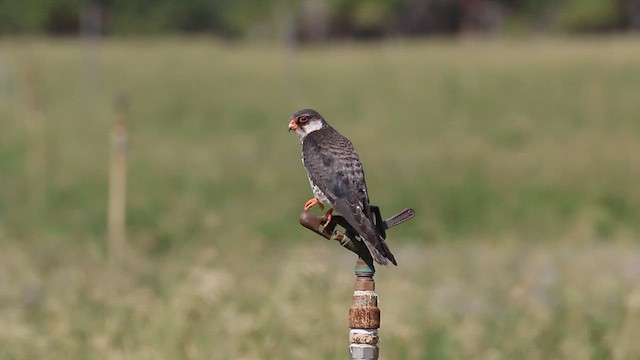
[1,37,640,359]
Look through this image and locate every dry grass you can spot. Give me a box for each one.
[2,236,640,359]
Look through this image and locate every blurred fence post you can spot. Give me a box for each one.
[80,1,102,94]
[23,50,47,223]
[108,97,129,263]
[277,3,300,105]
[349,258,380,360]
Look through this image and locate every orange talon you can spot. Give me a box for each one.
[304,198,324,212]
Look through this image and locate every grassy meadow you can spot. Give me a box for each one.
[1,37,640,359]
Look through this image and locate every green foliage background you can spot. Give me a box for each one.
[2,38,639,246]
[0,0,634,36]
[1,37,640,358]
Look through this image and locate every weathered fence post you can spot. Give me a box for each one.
[349,258,380,360]
[107,97,128,264]
[23,49,47,222]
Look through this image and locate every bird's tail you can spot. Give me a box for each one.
[331,198,398,266]
[363,233,397,266]
[380,239,397,266]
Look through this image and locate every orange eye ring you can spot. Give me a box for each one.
[298,115,309,123]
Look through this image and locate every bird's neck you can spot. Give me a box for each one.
[298,122,328,144]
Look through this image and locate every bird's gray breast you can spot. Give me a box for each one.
[301,127,367,206]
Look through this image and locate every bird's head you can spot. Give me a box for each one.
[288,108,326,141]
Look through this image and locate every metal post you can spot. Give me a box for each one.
[298,208,413,360]
[349,258,380,360]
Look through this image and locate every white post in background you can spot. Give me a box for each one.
[107,97,128,264]
[23,49,47,223]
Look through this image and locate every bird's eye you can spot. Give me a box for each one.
[298,115,309,123]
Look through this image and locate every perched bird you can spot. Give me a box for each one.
[288,109,397,266]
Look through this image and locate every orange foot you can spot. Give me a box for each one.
[324,208,334,224]
[321,208,334,230]
[304,197,325,212]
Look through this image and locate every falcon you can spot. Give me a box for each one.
[288,109,397,266]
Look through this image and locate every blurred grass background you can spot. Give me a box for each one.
[1,37,640,359]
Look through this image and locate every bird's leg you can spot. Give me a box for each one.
[323,208,333,223]
[304,197,325,212]
[321,208,334,231]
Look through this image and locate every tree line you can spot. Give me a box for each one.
[1,0,638,39]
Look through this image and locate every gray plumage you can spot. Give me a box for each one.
[289,109,397,266]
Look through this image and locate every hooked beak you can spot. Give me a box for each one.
[288,119,298,132]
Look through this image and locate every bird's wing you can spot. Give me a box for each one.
[303,128,366,197]
[302,128,396,265]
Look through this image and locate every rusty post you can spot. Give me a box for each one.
[107,97,128,264]
[298,207,413,360]
[349,257,380,360]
